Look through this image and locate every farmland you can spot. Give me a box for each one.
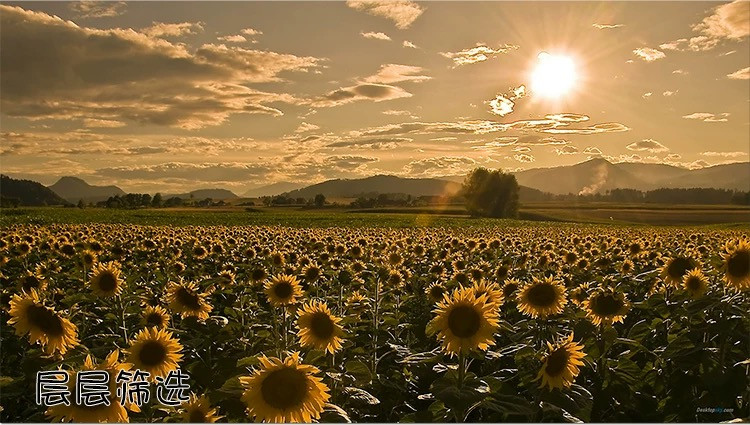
[1,208,749,422]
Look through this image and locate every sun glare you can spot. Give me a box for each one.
[530,52,577,98]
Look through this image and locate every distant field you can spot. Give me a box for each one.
[1,203,748,228]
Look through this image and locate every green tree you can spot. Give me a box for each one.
[314,193,326,207]
[462,167,520,218]
[151,193,163,207]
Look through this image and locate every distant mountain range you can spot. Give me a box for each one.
[162,189,239,200]
[244,182,305,198]
[282,175,462,199]
[49,176,126,203]
[513,158,749,195]
[1,175,68,206]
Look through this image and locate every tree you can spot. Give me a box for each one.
[314,193,326,207]
[151,193,163,207]
[462,167,520,218]
[77,199,85,209]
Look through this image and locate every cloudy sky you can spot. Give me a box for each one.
[1,1,748,193]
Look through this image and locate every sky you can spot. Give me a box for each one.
[1,0,749,193]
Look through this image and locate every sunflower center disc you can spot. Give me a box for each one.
[448,305,481,338]
[139,340,168,366]
[176,287,202,310]
[261,367,308,410]
[189,409,207,422]
[667,257,692,280]
[728,250,750,279]
[527,283,558,307]
[146,313,164,327]
[686,277,702,291]
[273,282,293,299]
[97,272,118,292]
[310,312,335,339]
[23,276,41,291]
[545,348,570,377]
[592,294,623,316]
[27,304,64,337]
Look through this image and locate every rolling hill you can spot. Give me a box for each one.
[514,158,749,195]
[283,175,462,199]
[244,182,306,198]
[1,175,68,206]
[163,189,239,200]
[49,176,125,203]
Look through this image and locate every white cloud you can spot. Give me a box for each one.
[295,122,320,133]
[632,47,666,62]
[488,85,526,117]
[682,112,730,122]
[642,92,653,99]
[403,156,477,177]
[360,31,391,41]
[83,119,127,128]
[346,0,425,29]
[592,23,624,29]
[662,90,677,96]
[241,28,263,36]
[142,22,204,38]
[403,40,418,49]
[626,139,669,153]
[440,44,519,67]
[362,64,431,84]
[514,153,535,163]
[69,1,126,18]
[727,67,749,80]
[218,34,247,43]
[700,151,748,158]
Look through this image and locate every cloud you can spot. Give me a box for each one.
[142,22,204,38]
[727,66,750,80]
[241,28,263,36]
[488,85,526,117]
[700,151,748,158]
[626,139,669,153]
[682,112,730,122]
[69,1,126,18]
[632,47,666,62]
[360,31,391,41]
[295,122,320,133]
[382,109,415,116]
[555,145,579,155]
[513,153,535,163]
[662,90,677,96]
[440,44,519,67]
[327,137,411,150]
[642,92,653,99]
[83,119,127,128]
[673,69,688,75]
[218,34,247,43]
[693,0,749,41]
[362,64,431,84]
[0,6,321,129]
[542,122,630,135]
[403,40,419,49]
[313,83,412,107]
[403,156,477,177]
[346,0,425,29]
[583,147,603,155]
[592,23,625,29]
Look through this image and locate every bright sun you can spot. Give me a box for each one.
[530,52,577,98]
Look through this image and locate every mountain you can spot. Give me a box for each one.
[49,176,125,203]
[514,159,750,195]
[284,175,462,199]
[1,175,68,206]
[163,189,239,200]
[244,182,306,198]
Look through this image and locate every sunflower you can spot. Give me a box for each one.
[142,305,171,329]
[661,255,699,287]
[471,280,503,306]
[345,291,369,314]
[427,287,499,354]
[81,250,98,268]
[425,282,446,303]
[569,282,591,306]
[7,289,79,355]
[516,276,567,319]
[47,351,134,422]
[536,334,586,391]
[722,240,750,290]
[167,280,213,320]
[126,327,183,379]
[678,268,708,298]
[89,261,124,298]
[264,274,304,307]
[20,269,47,293]
[583,288,629,326]
[501,278,520,303]
[180,394,222,423]
[240,352,330,423]
[296,300,345,354]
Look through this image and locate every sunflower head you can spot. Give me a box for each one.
[583,287,629,326]
[683,268,709,298]
[142,305,171,329]
[722,240,750,290]
[264,274,304,307]
[426,282,446,303]
[296,300,345,354]
[471,280,503,306]
[180,394,222,423]
[126,327,183,379]
[536,334,586,391]
[516,276,567,319]
[20,270,47,293]
[240,352,330,423]
[427,287,499,355]
[7,289,79,355]
[345,291,369,314]
[167,280,213,320]
[89,261,124,298]
[661,255,699,287]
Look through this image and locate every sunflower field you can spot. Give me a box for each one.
[1,223,749,423]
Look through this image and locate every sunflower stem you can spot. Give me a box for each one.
[372,277,381,375]
[282,306,288,354]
